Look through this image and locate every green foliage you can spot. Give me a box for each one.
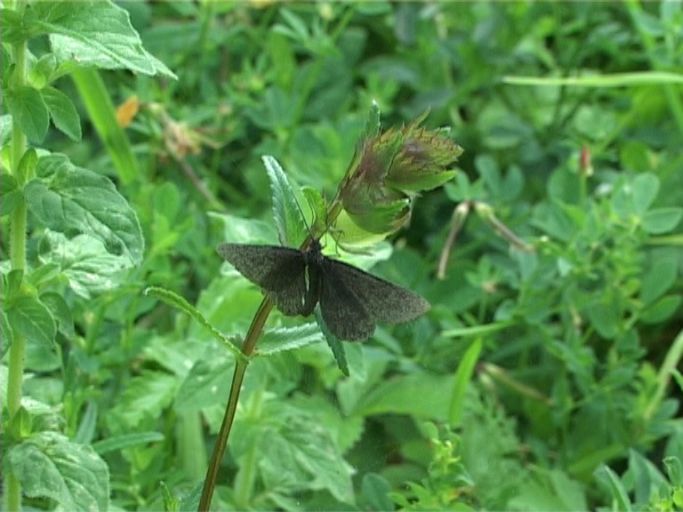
[2,2,683,512]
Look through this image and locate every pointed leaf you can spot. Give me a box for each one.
[7,431,109,512]
[42,86,81,140]
[25,154,144,264]
[5,85,49,143]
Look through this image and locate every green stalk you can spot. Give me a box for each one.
[71,68,140,185]
[5,4,28,509]
[644,329,683,421]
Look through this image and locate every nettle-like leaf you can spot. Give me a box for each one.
[25,154,144,265]
[27,1,175,78]
[232,399,354,504]
[4,85,49,143]
[41,86,81,141]
[263,155,308,246]
[6,294,56,350]
[39,231,132,299]
[7,431,110,512]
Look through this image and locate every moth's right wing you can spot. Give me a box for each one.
[319,261,375,341]
[217,244,309,316]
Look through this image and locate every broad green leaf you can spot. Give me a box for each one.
[6,294,56,349]
[353,372,452,419]
[174,343,234,413]
[361,473,394,511]
[594,465,632,511]
[262,155,308,246]
[258,324,325,356]
[107,370,177,431]
[508,469,587,511]
[29,1,175,78]
[25,154,144,264]
[40,291,75,338]
[42,86,81,140]
[641,257,678,304]
[92,431,165,454]
[234,399,354,503]
[613,173,660,218]
[38,232,132,298]
[5,85,49,143]
[587,296,620,339]
[640,295,682,324]
[7,431,109,512]
[0,173,23,216]
[642,207,683,234]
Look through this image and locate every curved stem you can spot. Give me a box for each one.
[198,298,273,511]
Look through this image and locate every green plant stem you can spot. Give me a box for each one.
[198,298,273,511]
[5,9,28,511]
[644,328,683,421]
[198,197,345,511]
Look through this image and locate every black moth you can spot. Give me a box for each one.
[217,239,430,341]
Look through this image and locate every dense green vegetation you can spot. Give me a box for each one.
[2,2,682,511]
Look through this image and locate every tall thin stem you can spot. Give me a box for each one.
[5,3,28,509]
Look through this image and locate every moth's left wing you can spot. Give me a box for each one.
[217,243,310,316]
[325,259,430,324]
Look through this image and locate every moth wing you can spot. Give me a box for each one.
[327,258,430,324]
[217,243,310,316]
[319,262,375,341]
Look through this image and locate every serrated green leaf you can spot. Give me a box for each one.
[25,154,144,264]
[257,323,325,356]
[144,285,245,360]
[642,207,683,234]
[108,370,177,431]
[42,86,81,140]
[0,174,23,216]
[39,231,132,298]
[6,294,56,349]
[5,85,49,143]
[174,343,234,412]
[262,155,308,246]
[40,291,75,338]
[29,1,175,78]
[315,309,349,376]
[7,431,109,512]
[235,399,354,503]
[92,431,165,454]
